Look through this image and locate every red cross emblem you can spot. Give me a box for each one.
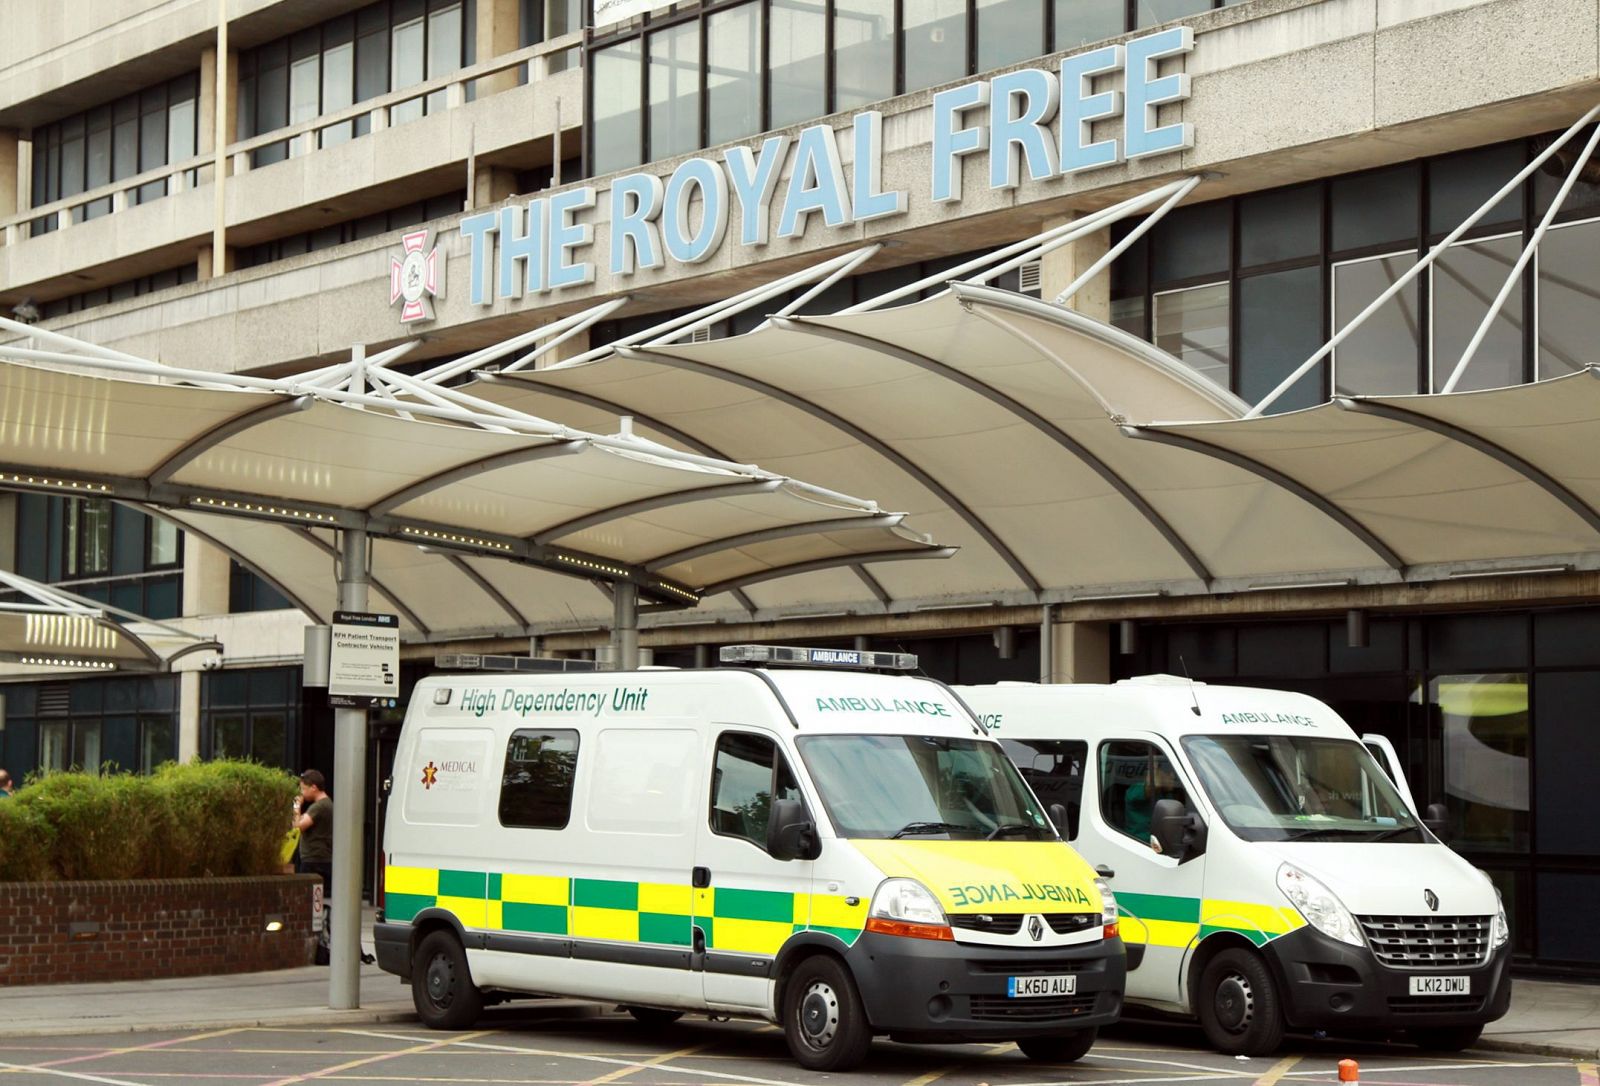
[421,762,439,789]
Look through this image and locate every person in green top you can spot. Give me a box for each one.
[294,769,334,891]
[0,769,12,798]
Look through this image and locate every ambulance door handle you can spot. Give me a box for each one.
[1096,865,1115,880]
[692,866,711,888]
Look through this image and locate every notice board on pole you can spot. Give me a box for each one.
[328,611,400,708]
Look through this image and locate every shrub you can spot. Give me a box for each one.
[2,761,298,882]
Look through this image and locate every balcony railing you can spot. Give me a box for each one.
[0,33,582,248]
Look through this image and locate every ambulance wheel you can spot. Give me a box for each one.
[412,930,483,1030]
[625,1006,685,1027]
[782,955,873,1071]
[1409,1024,1482,1052]
[1016,1027,1097,1063]
[1197,948,1284,1056]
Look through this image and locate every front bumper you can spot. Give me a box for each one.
[1268,926,1513,1032]
[374,921,412,979]
[844,932,1125,1042]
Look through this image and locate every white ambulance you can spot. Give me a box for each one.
[375,647,1125,1070]
[957,677,1512,1056]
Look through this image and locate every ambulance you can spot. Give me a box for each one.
[957,677,1512,1056]
[374,647,1126,1070]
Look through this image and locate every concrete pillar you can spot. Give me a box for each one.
[0,129,19,217]
[1039,213,1112,321]
[1047,621,1110,684]
[473,166,518,209]
[182,534,233,617]
[178,670,202,763]
[476,0,522,98]
[197,47,238,175]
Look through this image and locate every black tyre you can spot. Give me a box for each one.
[1196,948,1284,1056]
[1016,1028,1097,1063]
[1409,1024,1483,1052]
[781,955,874,1071]
[411,930,484,1030]
[625,1006,686,1027]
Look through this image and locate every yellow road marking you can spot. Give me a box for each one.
[258,1029,498,1086]
[579,1044,709,1086]
[1250,1055,1300,1085]
[901,1064,957,1086]
[1578,1061,1598,1086]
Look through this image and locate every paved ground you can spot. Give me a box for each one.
[0,1009,1595,1086]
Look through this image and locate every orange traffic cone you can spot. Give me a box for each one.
[1338,1059,1360,1082]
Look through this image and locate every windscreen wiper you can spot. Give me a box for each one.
[891,820,967,839]
[1365,825,1420,842]
[986,821,1039,840]
[1277,827,1356,842]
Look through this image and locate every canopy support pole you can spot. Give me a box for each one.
[330,526,370,1011]
[1040,603,1055,684]
[612,581,639,671]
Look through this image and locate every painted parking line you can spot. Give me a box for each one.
[0,1061,152,1086]
[256,1030,500,1086]
[1251,1056,1300,1085]
[1577,1065,1597,1086]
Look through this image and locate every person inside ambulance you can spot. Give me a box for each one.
[1123,754,1189,852]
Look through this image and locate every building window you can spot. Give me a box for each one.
[229,561,295,613]
[977,0,1044,72]
[202,667,300,768]
[1153,282,1230,391]
[833,0,895,111]
[1332,253,1420,397]
[12,495,183,619]
[1054,0,1125,50]
[1137,0,1212,28]
[706,3,763,146]
[770,0,827,128]
[41,263,200,322]
[1536,218,1600,379]
[591,38,645,175]
[901,0,967,94]
[648,21,702,160]
[29,74,199,235]
[4,677,178,776]
[1431,234,1527,392]
[233,191,464,270]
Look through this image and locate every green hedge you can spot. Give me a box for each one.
[0,761,298,882]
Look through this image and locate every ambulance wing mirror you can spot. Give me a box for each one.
[1423,802,1452,842]
[1152,798,1206,862]
[1048,803,1069,836]
[767,798,821,862]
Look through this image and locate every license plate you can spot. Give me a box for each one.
[1408,975,1470,996]
[1008,974,1077,998]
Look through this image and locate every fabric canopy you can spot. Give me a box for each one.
[0,570,220,676]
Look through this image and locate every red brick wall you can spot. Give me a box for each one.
[0,876,319,986]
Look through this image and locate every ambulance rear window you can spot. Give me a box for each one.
[499,729,579,830]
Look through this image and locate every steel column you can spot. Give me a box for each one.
[612,580,639,671]
[329,527,369,1010]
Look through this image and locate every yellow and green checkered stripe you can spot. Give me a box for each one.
[385,867,867,955]
[1116,891,1305,950]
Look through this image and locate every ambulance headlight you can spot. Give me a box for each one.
[1095,877,1119,939]
[1277,863,1363,948]
[870,879,946,925]
[1491,888,1510,949]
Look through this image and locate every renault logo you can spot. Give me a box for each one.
[1424,889,1440,913]
[1027,915,1044,942]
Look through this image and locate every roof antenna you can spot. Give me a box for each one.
[1178,655,1202,717]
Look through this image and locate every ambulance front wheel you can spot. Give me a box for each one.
[412,930,484,1030]
[1197,948,1284,1056]
[782,955,874,1071]
[1016,1027,1097,1063]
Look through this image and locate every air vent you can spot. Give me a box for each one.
[690,325,713,343]
[1018,260,1042,294]
[38,683,71,717]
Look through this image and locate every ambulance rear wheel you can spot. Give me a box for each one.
[782,955,873,1071]
[1016,1027,1097,1063]
[1197,948,1284,1056]
[625,1006,685,1027]
[412,930,483,1030]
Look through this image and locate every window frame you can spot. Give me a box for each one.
[707,728,803,852]
[497,726,581,830]
[1096,737,1191,847]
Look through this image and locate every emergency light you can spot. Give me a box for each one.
[719,644,918,671]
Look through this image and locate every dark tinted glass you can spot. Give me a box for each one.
[1165,625,1236,678]
[1151,201,1231,284]
[1534,671,1600,856]
[499,729,580,828]
[1331,164,1418,252]
[977,0,1044,71]
[1537,872,1600,963]
[1236,266,1325,412]
[1055,0,1125,48]
[1428,142,1524,236]
[1237,621,1327,678]
[1534,608,1600,667]
[1427,613,1528,671]
[711,732,802,847]
[1000,738,1087,839]
[1329,618,1406,673]
[1238,185,1321,267]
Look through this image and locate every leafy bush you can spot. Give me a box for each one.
[0,761,297,882]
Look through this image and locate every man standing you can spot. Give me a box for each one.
[294,769,333,892]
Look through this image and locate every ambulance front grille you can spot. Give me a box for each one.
[950,914,1023,935]
[969,993,1099,1022]
[1045,913,1099,935]
[1356,915,1492,969]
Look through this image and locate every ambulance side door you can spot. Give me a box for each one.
[694,727,814,1011]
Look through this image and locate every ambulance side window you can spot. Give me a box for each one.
[999,738,1086,840]
[710,732,801,851]
[499,729,580,830]
[1099,740,1190,847]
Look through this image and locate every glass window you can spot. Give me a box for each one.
[323,28,357,146]
[1536,218,1600,379]
[903,0,968,94]
[1099,740,1190,847]
[1533,671,1600,857]
[250,712,288,767]
[83,107,112,220]
[1154,282,1231,391]
[999,738,1087,839]
[355,23,390,136]
[210,714,248,759]
[1055,0,1125,49]
[710,732,802,847]
[499,728,580,829]
[977,0,1044,73]
[1237,266,1325,412]
[289,28,321,128]
[1238,185,1321,268]
[648,21,700,160]
[592,38,643,175]
[426,2,465,113]
[1332,252,1421,396]
[1111,296,1147,338]
[254,57,290,166]
[391,10,428,125]
[707,3,762,147]
[1428,674,1528,853]
[1150,201,1230,284]
[40,721,69,773]
[1332,164,1418,253]
[1137,0,1211,28]
[1431,234,1525,392]
[1429,143,1524,237]
[835,0,894,110]
[797,734,1053,840]
[140,715,176,772]
[770,0,826,128]
[167,91,197,188]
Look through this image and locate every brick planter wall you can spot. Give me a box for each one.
[0,875,320,986]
